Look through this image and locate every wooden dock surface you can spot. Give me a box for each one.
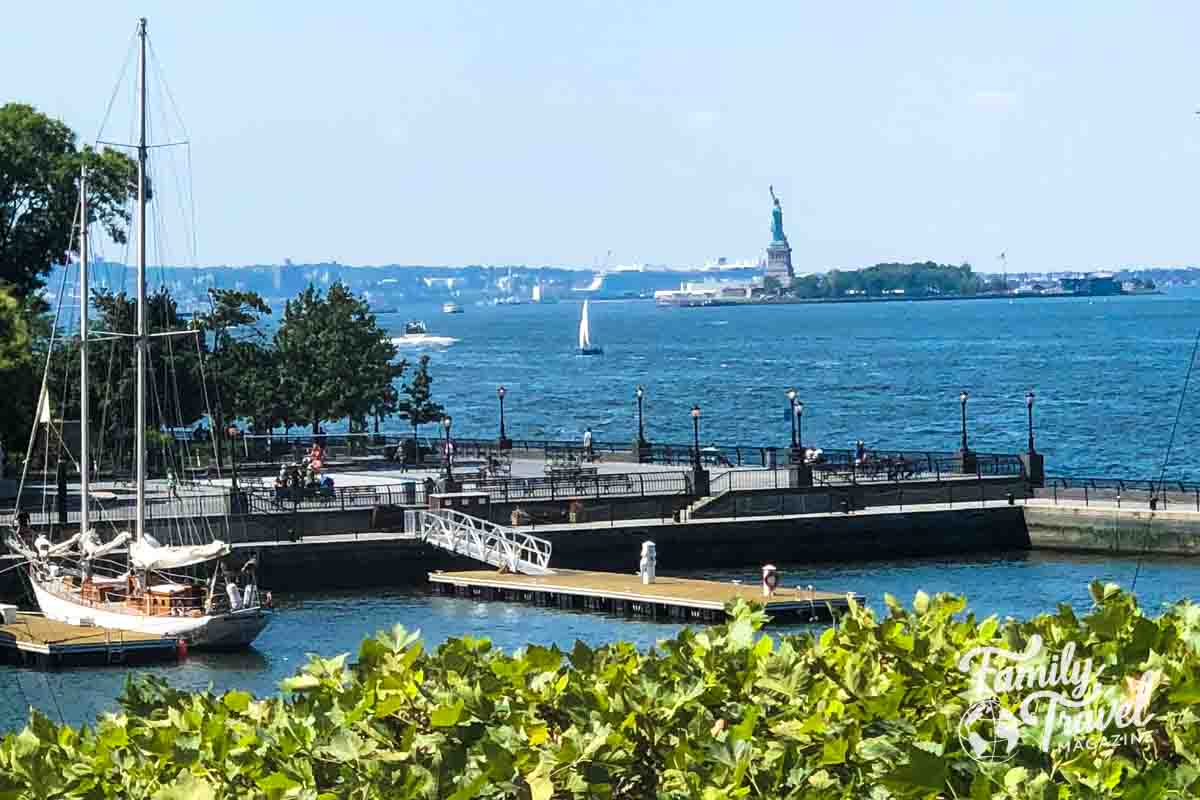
[0,612,179,667]
[429,569,855,623]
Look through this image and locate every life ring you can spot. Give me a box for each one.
[762,565,779,595]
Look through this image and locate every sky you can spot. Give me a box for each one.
[4,2,1200,273]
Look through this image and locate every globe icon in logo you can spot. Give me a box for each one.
[958,698,1021,763]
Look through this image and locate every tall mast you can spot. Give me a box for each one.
[135,17,148,543]
[79,169,89,536]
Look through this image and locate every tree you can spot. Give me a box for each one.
[0,286,39,458]
[78,288,207,470]
[0,103,140,301]
[274,282,403,434]
[396,354,444,461]
[195,288,279,440]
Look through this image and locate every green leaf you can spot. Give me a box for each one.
[821,738,848,765]
[279,674,320,692]
[881,746,948,793]
[153,772,216,800]
[257,772,301,792]
[222,690,253,713]
[431,699,465,727]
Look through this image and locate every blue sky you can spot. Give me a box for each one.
[5,3,1200,272]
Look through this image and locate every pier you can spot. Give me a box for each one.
[0,610,179,668]
[429,568,855,623]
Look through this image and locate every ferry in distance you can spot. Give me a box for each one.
[391,319,458,348]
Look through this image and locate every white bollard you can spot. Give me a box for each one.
[762,564,778,598]
[639,541,657,585]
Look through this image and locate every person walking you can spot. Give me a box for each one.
[583,427,594,462]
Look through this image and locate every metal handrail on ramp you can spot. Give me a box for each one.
[406,509,553,575]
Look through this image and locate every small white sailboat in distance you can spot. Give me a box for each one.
[578,299,603,356]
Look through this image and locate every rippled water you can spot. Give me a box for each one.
[375,292,1200,478]
[6,293,1200,731]
[4,550,1197,731]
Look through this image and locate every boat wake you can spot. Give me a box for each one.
[391,334,459,348]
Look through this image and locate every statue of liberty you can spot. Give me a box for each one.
[769,185,787,244]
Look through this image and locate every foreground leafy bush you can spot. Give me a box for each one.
[2,582,1199,798]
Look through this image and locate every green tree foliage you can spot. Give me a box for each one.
[0,103,140,300]
[788,262,987,299]
[2,584,1198,797]
[48,288,207,470]
[0,286,39,456]
[195,289,282,435]
[397,353,444,451]
[274,282,403,434]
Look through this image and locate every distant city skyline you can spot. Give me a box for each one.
[6,3,1200,272]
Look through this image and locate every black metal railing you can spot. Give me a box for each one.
[1040,475,1200,511]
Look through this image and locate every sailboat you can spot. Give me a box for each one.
[5,19,270,649]
[578,299,603,355]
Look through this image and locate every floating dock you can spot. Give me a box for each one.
[0,612,180,668]
[429,569,857,624]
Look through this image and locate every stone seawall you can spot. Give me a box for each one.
[1024,504,1200,555]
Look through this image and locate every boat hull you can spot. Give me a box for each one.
[30,576,270,650]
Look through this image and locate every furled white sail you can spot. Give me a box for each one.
[578,300,591,349]
[81,530,130,560]
[129,537,230,571]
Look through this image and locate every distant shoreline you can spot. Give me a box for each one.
[656,290,1164,308]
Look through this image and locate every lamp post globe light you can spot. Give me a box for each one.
[497,386,511,450]
[786,387,798,447]
[1026,391,1036,454]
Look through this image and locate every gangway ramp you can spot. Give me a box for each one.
[406,509,553,575]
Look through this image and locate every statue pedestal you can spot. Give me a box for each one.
[1020,452,1045,487]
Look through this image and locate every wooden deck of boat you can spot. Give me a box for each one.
[428,569,856,624]
[0,612,179,667]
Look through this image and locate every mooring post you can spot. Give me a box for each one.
[762,564,778,598]
[639,541,657,585]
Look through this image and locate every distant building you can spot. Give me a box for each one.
[1059,275,1121,296]
[764,186,794,284]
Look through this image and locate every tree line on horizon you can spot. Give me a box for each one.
[767,261,1001,299]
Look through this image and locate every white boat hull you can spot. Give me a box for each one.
[30,576,270,649]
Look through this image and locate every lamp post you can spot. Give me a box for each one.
[796,400,804,451]
[691,405,701,467]
[442,415,453,484]
[959,391,969,453]
[690,405,710,495]
[786,388,797,447]
[1026,391,1036,453]
[636,385,646,445]
[496,386,511,449]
